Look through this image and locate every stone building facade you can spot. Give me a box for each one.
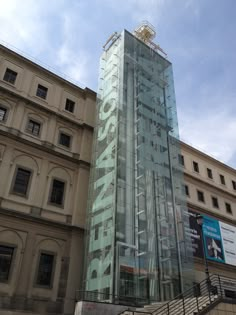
[181,142,236,282]
[0,43,235,314]
[0,44,95,315]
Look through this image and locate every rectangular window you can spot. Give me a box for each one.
[207,168,213,179]
[178,154,185,166]
[65,98,75,113]
[59,133,71,148]
[193,161,199,173]
[26,119,41,136]
[225,202,232,214]
[212,196,219,208]
[232,180,236,191]
[36,253,54,287]
[197,190,205,202]
[185,185,190,196]
[184,185,189,196]
[36,84,48,99]
[50,179,65,205]
[0,245,14,282]
[3,68,17,84]
[12,168,31,196]
[220,174,225,185]
[182,184,189,196]
[0,107,7,122]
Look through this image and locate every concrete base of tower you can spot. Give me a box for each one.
[74,301,134,315]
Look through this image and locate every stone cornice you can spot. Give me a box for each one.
[0,205,85,233]
[0,85,94,132]
[187,202,236,226]
[181,140,236,174]
[184,171,236,199]
[0,128,91,170]
[0,44,96,100]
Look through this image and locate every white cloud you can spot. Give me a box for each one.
[101,0,166,25]
[0,0,89,85]
[0,0,235,168]
[54,4,94,87]
[179,106,236,166]
[0,1,46,50]
[56,44,88,86]
[0,0,68,62]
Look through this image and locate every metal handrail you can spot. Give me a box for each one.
[149,274,221,315]
[78,274,236,315]
[118,274,226,315]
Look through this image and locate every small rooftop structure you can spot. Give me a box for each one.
[133,21,156,43]
[133,21,167,58]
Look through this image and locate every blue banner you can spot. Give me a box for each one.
[202,216,225,263]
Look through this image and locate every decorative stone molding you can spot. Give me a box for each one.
[8,127,20,137]
[30,207,42,216]
[73,153,80,160]
[66,215,72,224]
[43,141,54,149]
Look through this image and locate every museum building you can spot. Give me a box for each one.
[0,25,235,315]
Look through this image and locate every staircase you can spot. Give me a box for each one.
[118,274,224,315]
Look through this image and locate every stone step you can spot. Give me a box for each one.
[119,295,219,315]
[133,295,219,315]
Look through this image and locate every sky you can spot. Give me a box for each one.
[0,0,235,168]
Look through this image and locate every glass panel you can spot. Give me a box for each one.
[225,203,232,214]
[197,190,205,202]
[13,168,31,195]
[65,99,75,112]
[0,245,14,282]
[220,174,225,185]
[50,179,64,205]
[3,68,17,84]
[27,119,41,136]
[232,180,236,190]
[59,133,71,147]
[83,30,193,305]
[36,253,54,286]
[0,107,7,121]
[193,161,199,172]
[36,84,48,99]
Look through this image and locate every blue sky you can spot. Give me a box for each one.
[0,0,235,168]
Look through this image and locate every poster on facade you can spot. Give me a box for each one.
[202,216,225,263]
[219,222,236,266]
[187,209,236,267]
[187,210,203,258]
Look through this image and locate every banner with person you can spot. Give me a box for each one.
[187,209,236,267]
[202,215,225,263]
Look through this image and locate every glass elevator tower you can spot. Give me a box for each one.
[83,25,193,305]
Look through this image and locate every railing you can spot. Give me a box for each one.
[119,274,234,315]
[77,275,236,315]
[148,274,221,315]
